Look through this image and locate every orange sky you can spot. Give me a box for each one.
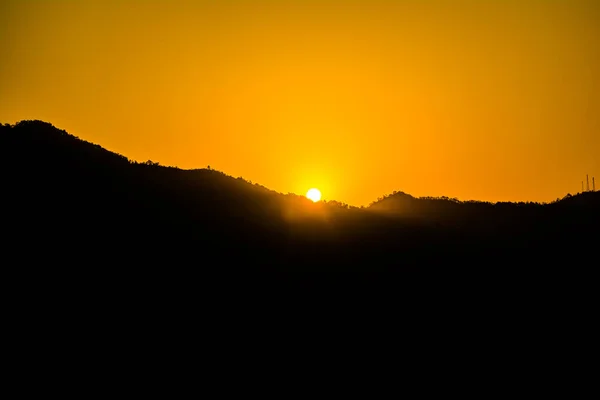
[1,0,598,205]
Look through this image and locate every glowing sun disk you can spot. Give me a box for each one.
[306,188,322,202]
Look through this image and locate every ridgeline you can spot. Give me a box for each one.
[1,120,597,307]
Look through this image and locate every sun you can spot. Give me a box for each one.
[306,188,322,202]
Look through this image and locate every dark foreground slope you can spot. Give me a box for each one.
[1,121,598,309]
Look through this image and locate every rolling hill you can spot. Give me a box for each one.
[1,120,598,305]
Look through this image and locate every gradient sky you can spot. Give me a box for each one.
[1,0,598,205]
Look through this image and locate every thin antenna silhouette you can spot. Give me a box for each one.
[587,174,590,192]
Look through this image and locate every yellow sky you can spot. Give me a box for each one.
[1,0,598,205]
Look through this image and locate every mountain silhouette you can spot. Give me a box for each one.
[1,120,598,314]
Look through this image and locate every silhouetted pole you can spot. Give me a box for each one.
[587,174,590,192]
[594,177,596,192]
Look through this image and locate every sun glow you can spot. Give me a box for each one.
[306,188,322,202]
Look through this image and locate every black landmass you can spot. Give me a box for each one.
[2,120,598,315]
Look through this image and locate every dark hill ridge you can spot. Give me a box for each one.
[368,188,599,232]
[1,120,598,305]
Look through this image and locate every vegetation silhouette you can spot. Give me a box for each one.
[2,120,598,312]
